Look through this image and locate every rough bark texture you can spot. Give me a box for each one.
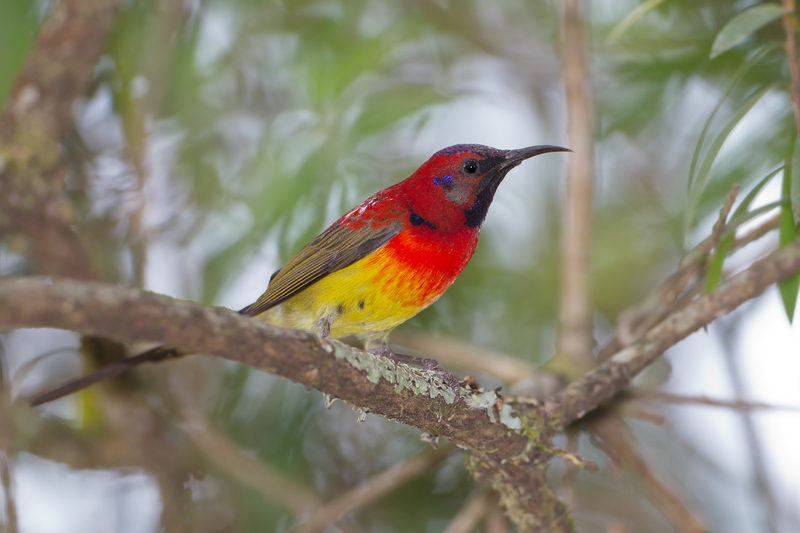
[0,277,571,531]
[545,238,800,427]
[3,2,800,530]
[3,234,800,530]
[0,0,119,280]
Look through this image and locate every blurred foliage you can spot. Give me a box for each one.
[3,0,800,532]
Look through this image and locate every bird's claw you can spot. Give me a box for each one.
[421,357,460,399]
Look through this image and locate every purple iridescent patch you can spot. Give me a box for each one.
[433,174,454,187]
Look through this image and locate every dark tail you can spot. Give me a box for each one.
[29,345,184,407]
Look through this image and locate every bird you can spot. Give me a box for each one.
[30,143,569,406]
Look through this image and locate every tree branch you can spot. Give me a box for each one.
[592,415,707,533]
[630,389,800,411]
[442,491,495,533]
[0,357,19,533]
[545,238,800,427]
[3,236,799,531]
[0,277,570,532]
[179,406,322,516]
[292,445,453,533]
[558,0,595,367]
[391,332,547,386]
[0,0,119,280]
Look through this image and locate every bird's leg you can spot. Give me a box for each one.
[367,343,460,400]
[315,312,335,337]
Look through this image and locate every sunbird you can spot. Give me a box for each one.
[31,144,569,406]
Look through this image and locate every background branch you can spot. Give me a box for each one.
[0,277,571,532]
[292,445,453,533]
[179,406,322,516]
[630,389,800,411]
[545,238,800,427]
[557,0,594,367]
[2,232,800,531]
[442,491,495,533]
[0,0,119,280]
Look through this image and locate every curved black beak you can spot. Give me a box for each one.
[503,145,573,167]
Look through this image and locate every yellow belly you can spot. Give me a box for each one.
[259,231,469,343]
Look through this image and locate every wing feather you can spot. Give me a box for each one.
[239,221,401,317]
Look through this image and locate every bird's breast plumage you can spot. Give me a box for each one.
[261,215,479,340]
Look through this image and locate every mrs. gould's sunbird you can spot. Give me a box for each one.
[31,144,570,406]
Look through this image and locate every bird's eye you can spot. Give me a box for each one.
[462,159,478,174]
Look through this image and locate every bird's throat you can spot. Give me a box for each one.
[463,181,499,228]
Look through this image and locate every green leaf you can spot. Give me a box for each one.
[724,198,789,236]
[704,235,733,294]
[685,85,774,238]
[779,135,800,322]
[710,4,789,59]
[0,0,38,107]
[792,135,800,225]
[688,44,781,196]
[705,167,784,294]
[605,0,672,45]
[732,167,784,219]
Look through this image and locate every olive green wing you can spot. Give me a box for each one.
[239,221,402,317]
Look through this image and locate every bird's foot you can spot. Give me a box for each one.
[369,346,460,401]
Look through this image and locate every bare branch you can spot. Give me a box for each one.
[717,321,780,533]
[614,185,739,350]
[733,214,780,249]
[0,277,571,533]
[179,406,322,516]
[442,491,495,533]
[592,415,707,533]
[558,0,595,366]
[545,238,800,427]
[0,0,119,280]
[4,236,799,531]
[391,332,546,386]
[292,446,453,533]
[631,389,800,412]
[485,504,510,533]
[557,429,580,508]
[0,355,19,533]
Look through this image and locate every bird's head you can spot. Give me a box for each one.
[397,144,571,231]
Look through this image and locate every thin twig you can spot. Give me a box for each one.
[615,403,666,426]
[592,415,707,533]
[291,445,453,533]
[442,491,495,533]
[615,186,739,349]
[706,186,741,252]
[124,0,188,288]
[733,213,781,249]
[545,237,800,427]
[631,389,800,412]
[557,0,595,367]
[485,504,510,533]
[179,407,322,515]
[716,320,780,533]
[0,353,18,533]
[599,187,773,363]
[391,331,548,386]
[558,428,580,508]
